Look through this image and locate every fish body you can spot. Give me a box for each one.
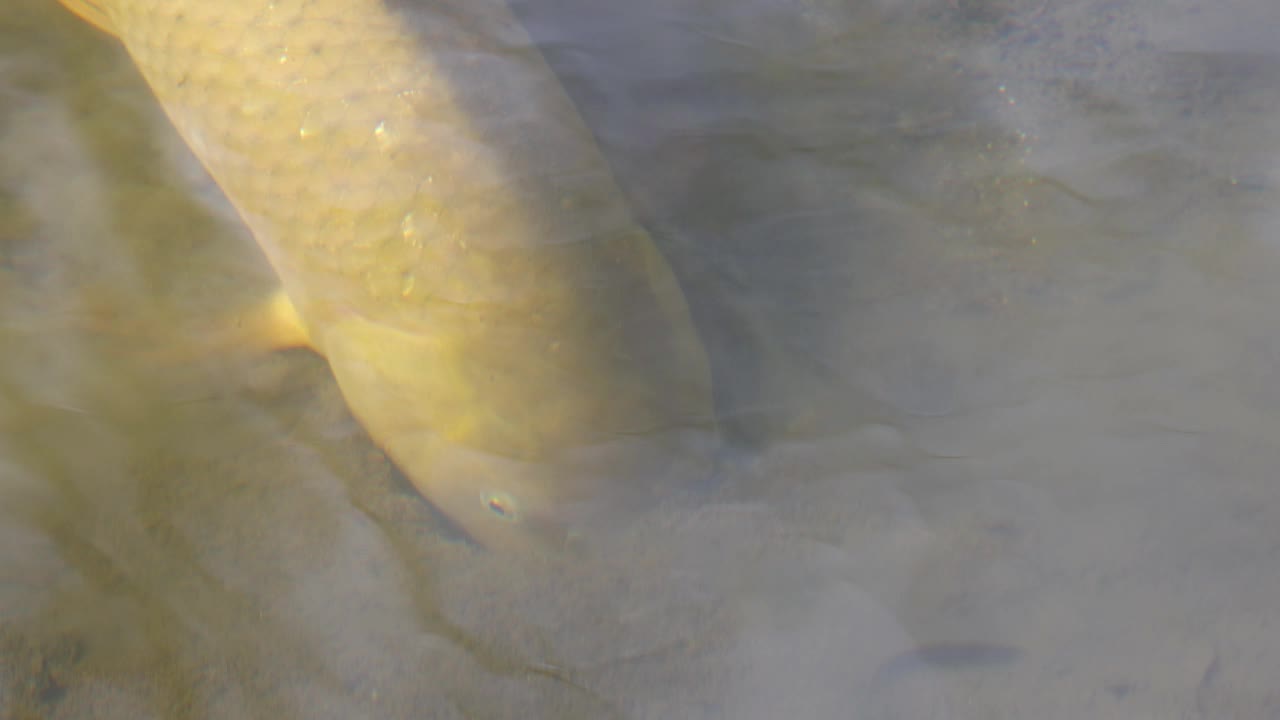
[59,0,716,550]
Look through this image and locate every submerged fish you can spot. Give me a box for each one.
[57,0,716,550]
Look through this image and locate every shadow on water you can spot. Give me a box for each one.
[513,0,989,448]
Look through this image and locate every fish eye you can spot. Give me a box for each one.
[481,491,520,522]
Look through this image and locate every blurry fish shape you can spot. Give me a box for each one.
[57,0,717,551]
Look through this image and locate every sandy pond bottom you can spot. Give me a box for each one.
[4,0,1280,717]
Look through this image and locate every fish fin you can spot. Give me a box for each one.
[228,287,313,352]
[56,0,117,36]
[86,285,311,361]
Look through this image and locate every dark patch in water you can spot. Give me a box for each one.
[875,643,1023,684]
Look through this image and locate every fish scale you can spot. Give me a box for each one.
[58,0,717,550]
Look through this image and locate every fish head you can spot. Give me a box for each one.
[379,426,715,552]
[381,433,588,552]
[321,312,717,553]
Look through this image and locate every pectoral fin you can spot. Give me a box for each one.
[223,287,313,353]
[57,0,116,35]
[153,287,313,363]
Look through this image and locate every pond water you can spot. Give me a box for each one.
[3,0,1280,717]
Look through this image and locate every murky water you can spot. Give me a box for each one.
[4,0,1280,717]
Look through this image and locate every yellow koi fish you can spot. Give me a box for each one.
[57,0,716,551]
